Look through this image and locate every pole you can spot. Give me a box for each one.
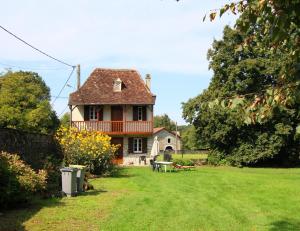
[77,64,81,90]
[69,105,72,128]
[175,122,178,155]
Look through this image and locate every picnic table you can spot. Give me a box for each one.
[155,161,173,172]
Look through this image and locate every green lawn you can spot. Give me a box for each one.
[1,167,300,231]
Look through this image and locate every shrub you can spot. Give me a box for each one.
[42,156,62,196]
[55,126,118,175]
[173,159,194,166]
[0,152,47,209]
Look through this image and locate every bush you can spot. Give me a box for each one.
[173,159,194,166]
[55,127,118,175]
[0,152,47,209]
[42,156,62,196]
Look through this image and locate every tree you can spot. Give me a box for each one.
[154,114,176,131]
[0,71,59,134]
[60,112,70,127]
[180,125,207,150]
[182,25,300,166]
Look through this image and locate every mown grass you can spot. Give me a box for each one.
[1,167,300,231]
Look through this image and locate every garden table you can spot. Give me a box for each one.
[155,161,173,172]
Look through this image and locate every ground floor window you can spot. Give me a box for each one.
[133,138,142,153]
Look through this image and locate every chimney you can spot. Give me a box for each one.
[77,64,81,90]
[145,74,151,90]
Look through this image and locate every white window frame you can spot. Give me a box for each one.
[137,106,143,121]
[133,138,143,153]
[89,106,97,121]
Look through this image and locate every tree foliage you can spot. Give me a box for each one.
[180,125,207,150]
[154,114,176,131]
[183,24,300,166]
[0,71,59,134]
[60,112,70,127]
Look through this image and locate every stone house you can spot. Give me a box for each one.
[153,127,182,152]
[69,68,156,165]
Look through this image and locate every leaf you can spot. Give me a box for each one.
[230,3,236,15]
[210,12,217,21]
[220,8,226,17]
[296,124,300,135]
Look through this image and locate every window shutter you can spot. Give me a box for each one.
[142,106,147,121]
[142,138,147,153]
[84,105,89,121]
[133,106,138,121]
[97,106,103,121]
[128,138,133,154]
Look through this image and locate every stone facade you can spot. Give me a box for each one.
[122,136,153,166]
[154,129,182,152]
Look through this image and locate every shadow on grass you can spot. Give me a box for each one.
[0,197,64,231]
[78,189,108,197]
[269,219,300,231]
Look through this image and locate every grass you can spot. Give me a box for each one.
[1,167,300,231]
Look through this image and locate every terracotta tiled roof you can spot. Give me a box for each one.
[153,127,165,134]
[153,127,181,138]
[69,68,156,105]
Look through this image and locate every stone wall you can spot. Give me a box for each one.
[0,128,62,169]
[154,130,182,151]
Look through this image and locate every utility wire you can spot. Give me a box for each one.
[51,96,69,99]
[51,66,75,106]
[58,105,69,117]
[0,61,70,71]
[0,25,75,68]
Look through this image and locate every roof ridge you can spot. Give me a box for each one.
[94,68,137,72]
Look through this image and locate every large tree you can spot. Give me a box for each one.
[154,114,176,131]
[183,24,300,166]
[0,71,59,134]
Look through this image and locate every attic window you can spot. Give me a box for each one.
[113,78,122,92]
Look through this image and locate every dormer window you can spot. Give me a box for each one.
[113,78,122,92]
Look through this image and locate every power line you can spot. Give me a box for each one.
[0,25,75,68]
[0,61,70,71]
[58,105,69,117]
[51,96,69,99]
[51,66,75,106]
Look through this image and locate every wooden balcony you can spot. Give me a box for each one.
[71,121,153,135]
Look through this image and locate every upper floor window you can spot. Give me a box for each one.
[167,138,171,144]
[133,138,142,153]
[89,106,97,120]
[137,107,143,121]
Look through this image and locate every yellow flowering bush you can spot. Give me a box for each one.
[55,126,118,174]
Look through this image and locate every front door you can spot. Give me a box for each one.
[111,137,123,164]
[111,106,123,132]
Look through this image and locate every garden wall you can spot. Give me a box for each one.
[0,128,62,169]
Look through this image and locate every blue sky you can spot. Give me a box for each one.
[0,0,238,125]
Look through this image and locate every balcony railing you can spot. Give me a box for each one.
[71,121,153,135]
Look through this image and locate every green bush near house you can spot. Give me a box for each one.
[172,159,194,166]
[0,152,47,209]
